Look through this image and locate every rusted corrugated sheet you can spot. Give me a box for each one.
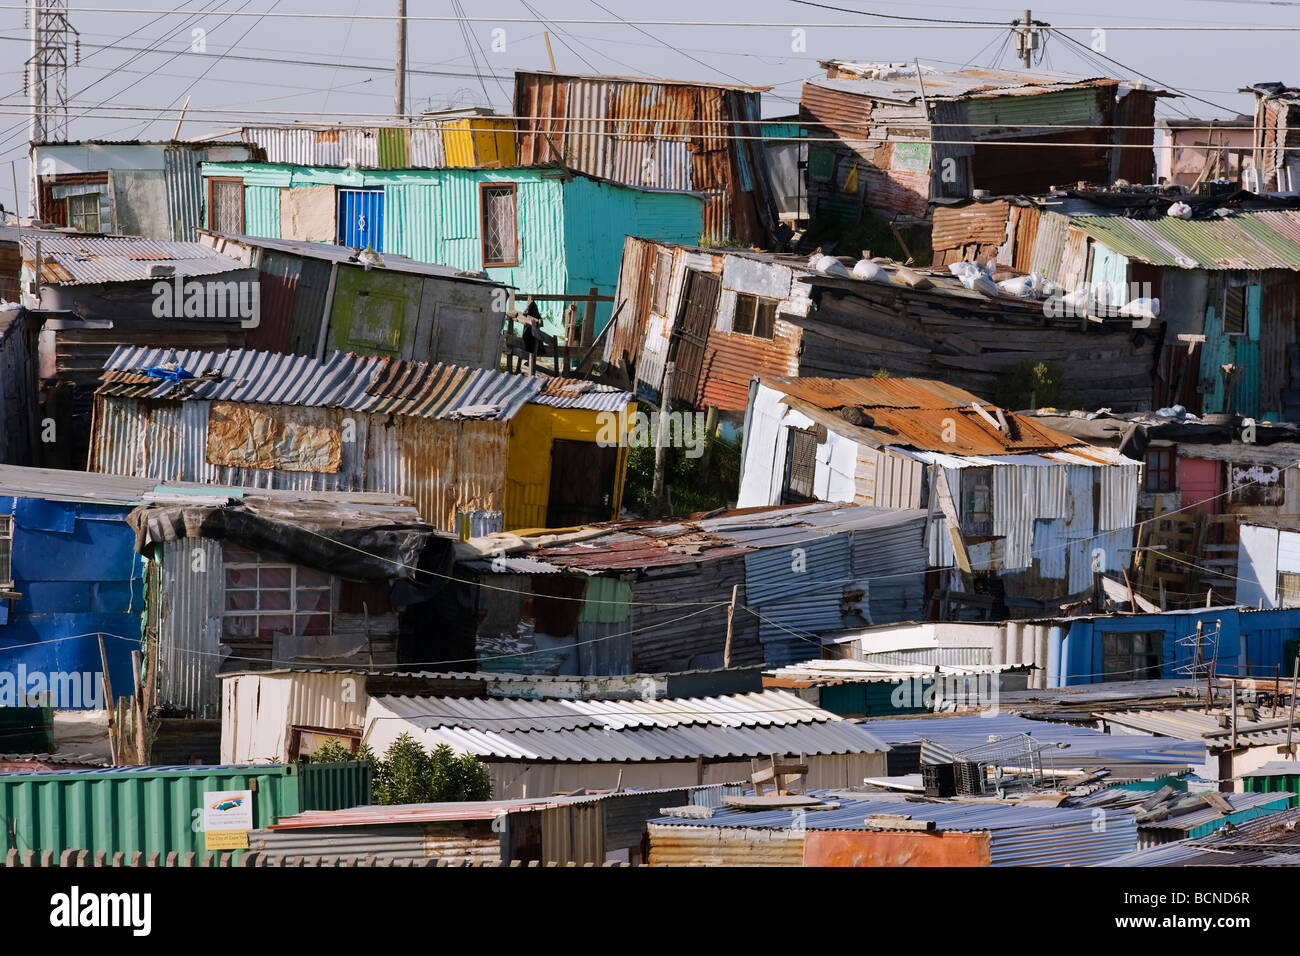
[1008,204,1041,272]
[696,321,801,411]
[514,72,771,242]
[799,83,874,159]
[765,376,986,410]
[607,235,653,369]
[358,359,543,420]
[533,378,633,411]
[1029,211,1072,282]
[248,250,299,353]
[931,201,1011,252]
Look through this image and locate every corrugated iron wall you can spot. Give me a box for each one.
[514,71,773,243]
[163,146,208,241]
[158,538,223,717]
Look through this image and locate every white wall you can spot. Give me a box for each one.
[1237,524,1279,609]
[737,381,859,508]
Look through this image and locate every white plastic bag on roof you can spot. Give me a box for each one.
[1167,202,1193,219]
[961,270,999,296]
[1118,297,1161,319]
[852,257,890,282]
[997,275,1035,297]
[814,255,852,278]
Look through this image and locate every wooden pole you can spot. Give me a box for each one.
[98,635,116,766]
[544,31,557,72]
[132,649,146,766]
[652,361,675,516]
[1231,680,1238,750]
[394,0,407,117]
[723,584,738,668]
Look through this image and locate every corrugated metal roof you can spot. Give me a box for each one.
[1139,792,1293,830]
[532,378,634,411]
[764,377,1086,455]
[765,659,1020,685]
[203,232,504,285]
[366,689,890,761]
[872,713,1204,765]
[0,462,412,509]
[650,789,1136,833]
[812,63,1122,104]
[1097,708,1300,746]
[1072,211,1300,271]
[21,235,247,285]
[98,347,548,422]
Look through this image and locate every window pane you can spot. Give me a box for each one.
[296,567,331,588]
[222,615,257,638]
[481,185,516,265]
[754,299,777,339]
[225,590,256,612]
[225,568,257,589]
[733,294,754,335]
[296,588,331,613]
[258,567,292,588]
[260,589,291,611]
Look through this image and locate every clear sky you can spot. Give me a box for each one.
[1,0,1298,212]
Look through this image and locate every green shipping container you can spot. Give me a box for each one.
[0,764,301,860]
[298,761,372,811]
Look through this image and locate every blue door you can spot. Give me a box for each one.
[337,188,384,251]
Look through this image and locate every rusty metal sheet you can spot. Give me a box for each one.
[763,376,987,410]
[931,200,1012,252]
[206,402,343,473]
[696,322,800,412]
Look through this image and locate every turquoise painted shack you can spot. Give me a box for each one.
[198,162,706,339]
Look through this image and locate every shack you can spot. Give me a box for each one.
[799,62,1166,226]
[607,237,1159,416]
[89,346,635,535]
[21,235,256,465]
[648,792,1139,866]
[513,70,778,244]
[198,160,705,340]
[450,502,929,673]
[128,492,456,718]
[31,139,258,240]
[737,376,1139,611]
[361,690,890,799]
[198,231,508,367]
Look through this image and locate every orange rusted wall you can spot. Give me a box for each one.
[803,828,992,867]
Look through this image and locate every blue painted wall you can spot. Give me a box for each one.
[0,497,145,708]
[1062,607,1300,685]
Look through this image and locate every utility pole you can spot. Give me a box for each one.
[26,0,77,215]
[1014,10,1041,69]
[394,0,407,119]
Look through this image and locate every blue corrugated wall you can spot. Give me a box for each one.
[0,497,144,708]
[1062,607,1300,685]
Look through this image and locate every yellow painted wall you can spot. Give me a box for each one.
[504,402,634,531]
[441,118,518,168]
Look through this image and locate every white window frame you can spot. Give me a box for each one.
[222,556,334,640]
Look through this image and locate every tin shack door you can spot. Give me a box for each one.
[546,439,619,528]
[670,269,719,404]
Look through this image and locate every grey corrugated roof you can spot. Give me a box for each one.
[205,232,505,286]
[98,346,548,422]
[1242,761,1300,778]
[809,64,1119,105]
[650,789,1137,832]
[367,690,890,761]
[22,235,248,285]
[870,713,1204,765]
[0,462,413,509]
[1139,791,1294,830]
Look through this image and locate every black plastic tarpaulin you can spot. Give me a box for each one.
[127,497,457,603]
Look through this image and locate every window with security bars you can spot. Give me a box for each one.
[208,177,245,234]
[1101,631,1163,681]
[782,427,819,503]
[1279,572,1300,606]
[67,193,101,233]
[733,293,777,339]
[222,547,333,641]
[480,183,517,267]
[0,514,11,588]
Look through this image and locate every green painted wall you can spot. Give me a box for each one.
[201,162,704,339]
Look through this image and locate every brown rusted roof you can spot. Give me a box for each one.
[764,376,987,410]
[763,377,1081,455]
